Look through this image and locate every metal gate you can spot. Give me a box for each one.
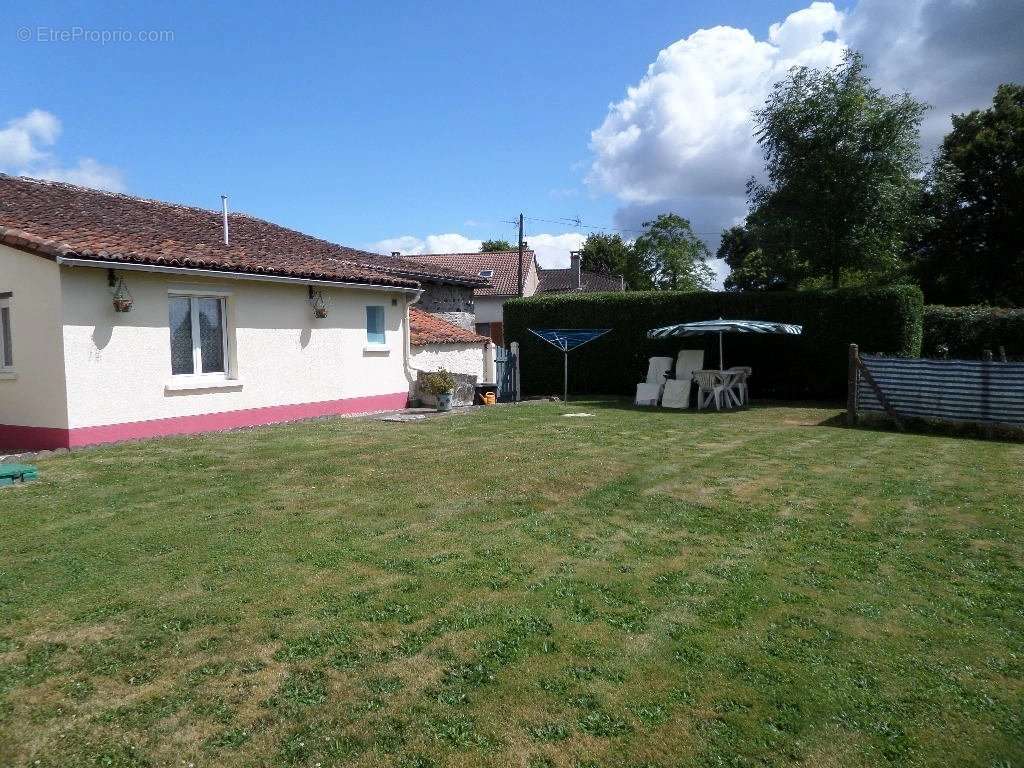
[495,346,518,402]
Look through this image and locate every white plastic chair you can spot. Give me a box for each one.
[661,350,704,409]
[660,379,690,409]
[724,366,752,406]
[634,356,674,406]
[693,370,727,410]
[675,350,705,383]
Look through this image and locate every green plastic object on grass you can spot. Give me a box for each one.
[0,464,38,486]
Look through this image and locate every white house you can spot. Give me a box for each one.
[0,174,491,452]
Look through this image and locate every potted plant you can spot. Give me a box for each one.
[421,368,457,411]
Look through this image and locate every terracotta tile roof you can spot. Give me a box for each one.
[400,250,536,297]
[537,267,625,293]
[409,308,489,346]
[0,174,485,289]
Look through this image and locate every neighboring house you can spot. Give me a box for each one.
[400,249,539,346]
[537,251,625,294]
[380,251,479,331]
[401,248,624,345]
[0,174,487,451]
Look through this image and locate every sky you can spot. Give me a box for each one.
[1,1,1021,286]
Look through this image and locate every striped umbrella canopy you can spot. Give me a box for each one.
[646,319,803,370]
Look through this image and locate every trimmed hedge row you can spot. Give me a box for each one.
[923,305,1024,360]
[505,286,923,401]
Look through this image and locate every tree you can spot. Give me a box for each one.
[480,239,513,252]
[579,232,630,275]
[577,232,655,290]
[718,223,804,291]
[749,51,927,288]
[633,213,714,291]
[912,83,1024,306]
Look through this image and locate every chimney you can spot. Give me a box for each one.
[570,250,581,290]
[391,251,401,257]
[221,195,230,247]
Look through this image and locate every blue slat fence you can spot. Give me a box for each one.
[847,343,1024,429]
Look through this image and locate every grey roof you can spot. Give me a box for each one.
[536,267,624,293]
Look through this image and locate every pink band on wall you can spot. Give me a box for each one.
[0,391,409,452]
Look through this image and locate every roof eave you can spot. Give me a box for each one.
[54,256,423,293]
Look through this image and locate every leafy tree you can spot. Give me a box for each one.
[633,213,714,291]
[579,232,631,275]
[912,83,1024,306]
[749,51,927,288]
[719,223,804,291]
[480,239,513,252]
[577,231,655,290]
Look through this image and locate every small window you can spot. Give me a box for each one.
[169,295,227,376]
[366,305,385,345]
[0,295,13,371]
[478,269,494,278]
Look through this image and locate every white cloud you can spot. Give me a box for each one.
[371,231,586,269]
[371,235,430,255]
[31,157,125,193]
[0,109,61,166]
[587,3,845,206]
[525,233,586,269]
[423,233,483,254]
[372,233,483,256]
[587,0,1023,284]
[843,0,1024,152]
[0,109,125,192]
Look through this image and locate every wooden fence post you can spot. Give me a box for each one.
[847,343,859,426]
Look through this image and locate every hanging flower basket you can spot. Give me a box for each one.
[309,289,328,318]
[111,278,133,312]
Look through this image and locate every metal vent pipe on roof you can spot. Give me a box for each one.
[221,195,229,246]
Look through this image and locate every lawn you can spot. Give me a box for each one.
[1,402,1021,767]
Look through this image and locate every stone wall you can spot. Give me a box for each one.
[417,281,475,330]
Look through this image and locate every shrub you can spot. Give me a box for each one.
[504,286,923,401]
[420,368,457,395]
[923,305,1024,360]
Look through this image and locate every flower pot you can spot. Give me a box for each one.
[436,391,454,412]
[113,298,133,313]
[313,306,328,319]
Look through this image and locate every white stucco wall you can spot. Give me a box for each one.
[0,245,69,429]
[474,296,506,324]
[59,266,411,428]
[410,342,487,381]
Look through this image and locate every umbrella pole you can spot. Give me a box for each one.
[719,331,724,371]
[563,350,568,403]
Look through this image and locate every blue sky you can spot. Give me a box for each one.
[2,1,1020,275]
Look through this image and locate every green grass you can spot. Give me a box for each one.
[1,401,1022,767]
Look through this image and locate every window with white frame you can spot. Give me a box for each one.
[366,305,385,345]
[169,294,228,376]
[0,294,13,371]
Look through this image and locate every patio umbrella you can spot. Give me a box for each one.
[646,319,803,370]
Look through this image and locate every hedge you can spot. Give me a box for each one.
[923,305,1024,360]
[504,286,923,401]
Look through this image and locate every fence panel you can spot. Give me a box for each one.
[857,355,1024,426]
[495,346,517,402]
